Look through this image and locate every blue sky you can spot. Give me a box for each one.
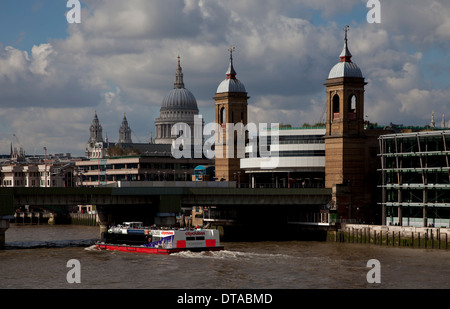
[0,0,449,156]
[0,1,67,51]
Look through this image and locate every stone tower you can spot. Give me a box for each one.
[214,47,249,181]
[85,111,104,157]
[118,113,132,144]
[324,26,368,220]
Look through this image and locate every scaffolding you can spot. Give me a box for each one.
[378,130,450,227]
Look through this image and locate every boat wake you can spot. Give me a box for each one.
[84,244,101,252]
[171,249,291,261]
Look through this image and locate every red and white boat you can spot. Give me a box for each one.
[96,222,224,255]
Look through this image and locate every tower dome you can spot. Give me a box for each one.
[160,56,199,112]
[155,56,199,144]
[216,47,246,94]
[328,26,363,79]
[161,89,198,111]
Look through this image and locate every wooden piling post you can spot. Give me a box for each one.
[431,229,434,249]
[438,231,441,249]
[425,230,428,249]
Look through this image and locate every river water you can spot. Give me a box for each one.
[1,224,449,290]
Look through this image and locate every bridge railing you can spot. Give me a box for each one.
[239,183,325,189]
[109,180,325,189]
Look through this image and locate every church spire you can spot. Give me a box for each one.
[89,110,103,143]
[118,112,132,144]
[174,55,184,89]
[340,25,353,63]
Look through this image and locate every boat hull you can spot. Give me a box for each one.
[96,243,224,255]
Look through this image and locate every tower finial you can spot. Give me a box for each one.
[229,46,235,61]
[226,46,237,79]
[340,25,352,63]
[344,25,349,42]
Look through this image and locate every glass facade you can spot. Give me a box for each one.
[379,131,450,227]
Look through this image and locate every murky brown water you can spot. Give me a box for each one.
[1,224,449,289]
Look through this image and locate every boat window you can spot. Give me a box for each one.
[186,236,205,241]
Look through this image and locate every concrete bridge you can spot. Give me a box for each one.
[0,184,332,247]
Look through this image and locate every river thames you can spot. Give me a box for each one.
[1,224,449,289]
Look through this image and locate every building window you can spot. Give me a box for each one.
[349,94,356,111]
[348,94,357,119]
[332,94,340,119]
[220,107,226,124]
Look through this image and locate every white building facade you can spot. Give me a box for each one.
[1,163,75,188]
[240,126,325,188]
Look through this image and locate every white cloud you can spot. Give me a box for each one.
[29,43,53,75]
[0,107,92,156]
[0,46,29,81]
[397,88,450,120]
[0,0,449,155]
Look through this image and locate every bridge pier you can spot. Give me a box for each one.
[97,207,114,238]
[0,219,9,250]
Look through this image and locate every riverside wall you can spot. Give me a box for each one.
[12,212,98,226]
[328,224,450,249]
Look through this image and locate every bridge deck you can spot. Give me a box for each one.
[0,186,331,217]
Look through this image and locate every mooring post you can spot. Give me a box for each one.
[425,229,428,249]
[438,231,441,249]
[431,229,434,249]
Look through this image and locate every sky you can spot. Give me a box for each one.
[0,0,449,156]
